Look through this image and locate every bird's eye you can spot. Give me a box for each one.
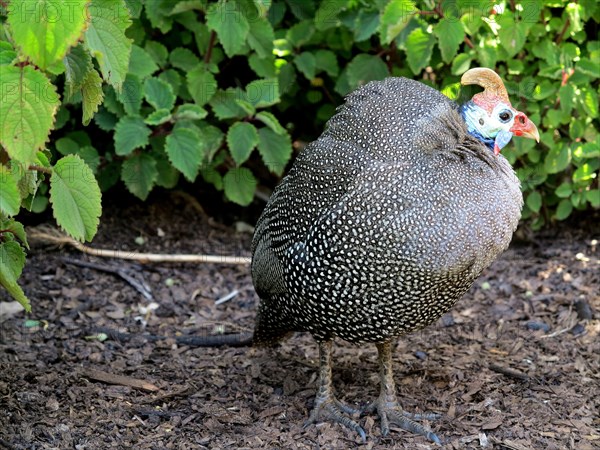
[499,110,513,123]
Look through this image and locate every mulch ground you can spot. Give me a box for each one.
[1,193,598,450]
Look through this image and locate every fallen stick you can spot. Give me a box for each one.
[28,225,251,265]
[82,368,160,392]
[488,363,529,381]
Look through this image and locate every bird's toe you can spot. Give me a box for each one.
[304,398,366,442]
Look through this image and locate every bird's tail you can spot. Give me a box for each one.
[252,295,295,346]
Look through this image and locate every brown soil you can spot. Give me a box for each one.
[1,193,598,450]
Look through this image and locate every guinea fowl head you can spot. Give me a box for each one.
[460,68,539,155]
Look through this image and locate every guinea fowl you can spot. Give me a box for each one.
[251,68,539,443]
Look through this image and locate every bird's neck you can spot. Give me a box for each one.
[460,101,495,151]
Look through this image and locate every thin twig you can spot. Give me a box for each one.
[489,363,529,381]
[82,368,160,392]
[555,19,570,44]
[63,257,153,300]
[28,226,251,265]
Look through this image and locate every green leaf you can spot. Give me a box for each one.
[187,66,217,106]
[50,155,101,242]
[544,144,571,174]
[0,165,20,216]
[8,0,88,69]
[144,77,176,111]
[0,66,59,164]
[555,199,573,220]
[451,53,472,75]
[165,127,204,182]
[257,128,292,175]
[555,182,572,198]
[94,107,118,131]
[114,116,151,156]
[497,15,527,58]
[580,88,599,118]
[227,122,259,165]
[0,41,17,65]
[577,58,600,79]
[294,52,317,80]
[405,27,435,75]
[121,153,158,200]
[433,18,465,63]
[169,47,201,71]
[246,79,280,108]
[128,45,159,79]
[286,20,315,48]
[379,0,416,44]
[314,50,339,77]
[144,0,173,32]
[573,162,599,182]
[81,69,104,126]
[247,19,275,58]
[210,89,247,119]
[85,0,133,89]
[354,9,380,42]
[145,109,172,125]
[223,167,257,206]
[255,111,286,135]
[206,1,250,57]
[0,219,29,249]
[526,191,542,213]
[117,74,143,115]
[198,124,224,161]
[145,41,169,67]
[0,241,30,311]
[249,53,277,78]
[64,44,93,96]
[174,104,208,121]
[346,54,389,88]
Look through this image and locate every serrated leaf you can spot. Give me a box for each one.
[0,41,17,65]
[206,1,250,57]
[165,128,204,181]
[354,9,380,42]
[257,127,292,175]
[121,153,157,200]
[94,107,118,131]
[0,66,59,164]
[210,88,247,119]
[145,109,172,125]
[247,19,274,58]
[144,77,175,111]
[144,40,168,67]
[246,79,280,108]
[82,69,104,126]
[169,47,201,71]
[144,0,173,32]
[223,167,257,206]
[227,122,259,165]
[286,20,314,48]
[8,0,88,69]
[114,116,151,156]
[0,165,20,216]
[0,219,29,249]
[128,45,159,79]
[117,74,143,115]
[187,66,217,107]
[580,88,599,118]
[64,44,93,96]
[174,104,208,121]
[379,0,416,44]
[50,155,101,242]
[346,54,388,89]
[85,0,133,89]
[294,52,317,80]
[198,124,224,161]
[255,111,286,135]
[433,18,465,63]
[0,241,30,311]
[405,27,435,75]
[451,53,472,75]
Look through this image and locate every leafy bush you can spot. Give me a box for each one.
[0,0,598,309]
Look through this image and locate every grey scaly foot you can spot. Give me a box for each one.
[366,342,442,444]
[304,341,366,441]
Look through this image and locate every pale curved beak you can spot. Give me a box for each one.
[510,112,540,142]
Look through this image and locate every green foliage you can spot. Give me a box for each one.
[1,0,599,309]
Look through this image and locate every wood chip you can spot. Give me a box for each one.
[82,368,160,392]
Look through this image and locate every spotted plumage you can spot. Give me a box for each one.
[251,71,537,442]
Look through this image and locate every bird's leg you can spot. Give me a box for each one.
[304,340,366,441]
[364,342,441,444]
